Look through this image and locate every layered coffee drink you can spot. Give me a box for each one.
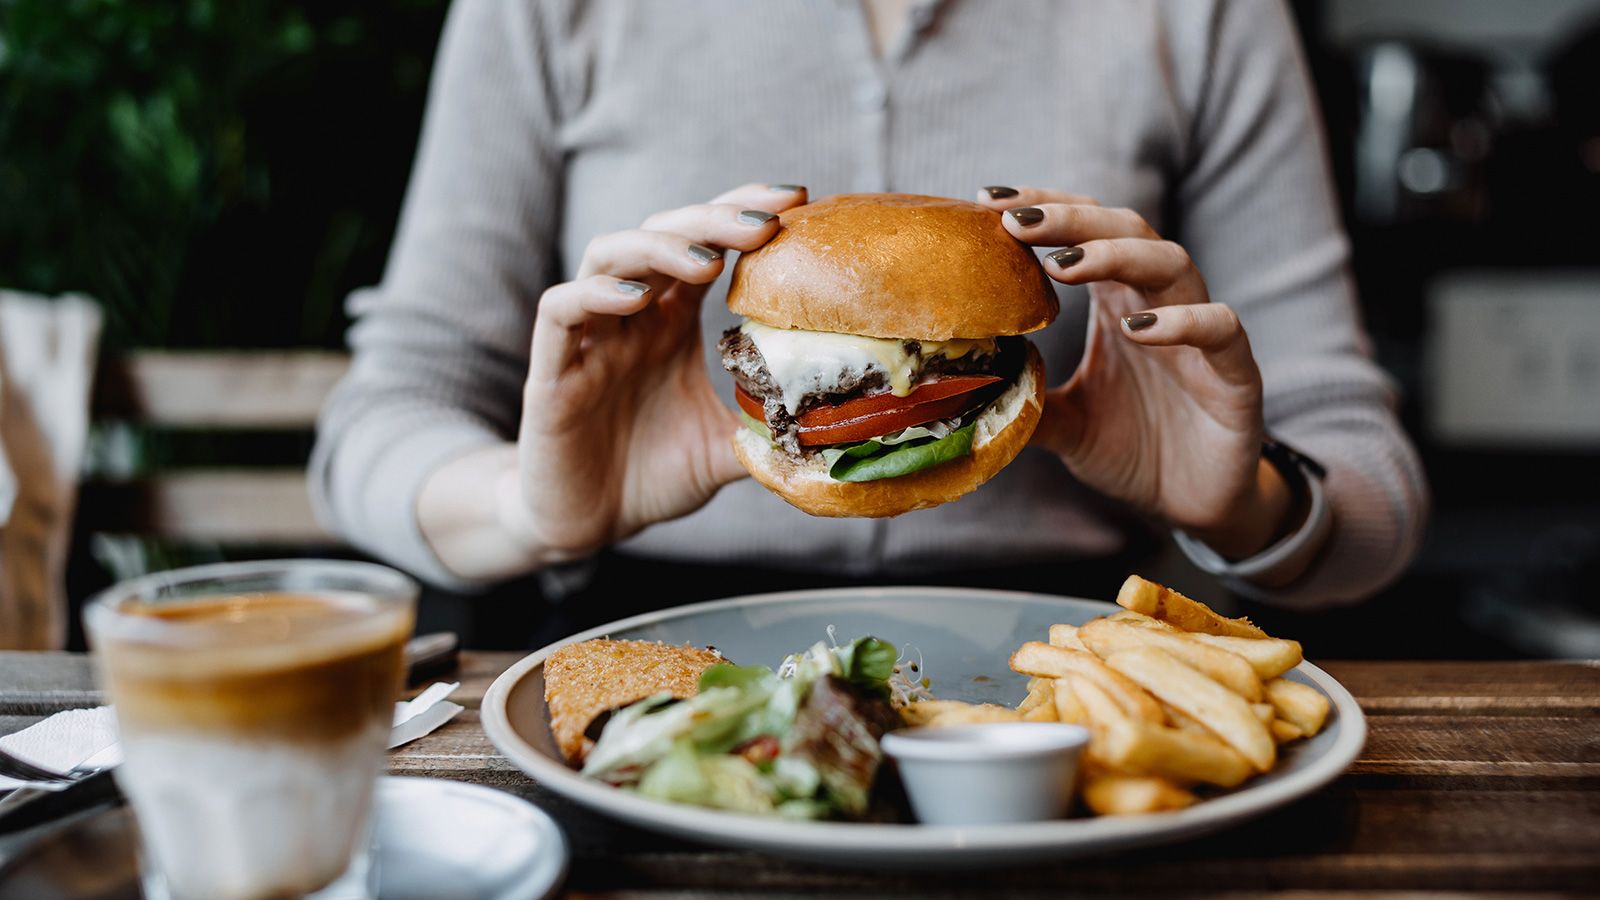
[87,563,416,900]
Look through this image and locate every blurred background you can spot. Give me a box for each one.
[2,0,1597,657]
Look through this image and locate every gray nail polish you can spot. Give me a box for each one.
[616,280,650,296]
[1008,207,1045,227]
[738,209,778,226]
[983,186,1019,200]
[1047,246,1084,268]
[687,243,722,265]
[769,184,806,193]
[1124,312,1158,331]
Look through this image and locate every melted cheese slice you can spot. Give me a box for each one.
[740,320,995,415]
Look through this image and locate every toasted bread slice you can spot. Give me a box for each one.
[543,639,725,765]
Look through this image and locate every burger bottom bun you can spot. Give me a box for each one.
[732,342,1046,518]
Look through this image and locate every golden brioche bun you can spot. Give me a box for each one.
[732,343,1046,517]
[727,193,1058,340]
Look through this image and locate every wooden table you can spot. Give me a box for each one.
[3,652,1597,897]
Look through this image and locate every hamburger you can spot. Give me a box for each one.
[719,193,1058,517]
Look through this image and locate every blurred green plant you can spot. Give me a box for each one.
[0,0,446,348]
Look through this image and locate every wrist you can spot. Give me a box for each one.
[1187,458,1297,560]
[419,443,570,581]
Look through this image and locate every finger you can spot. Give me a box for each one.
[1120,303,1258,387]
[1043,238,1197,294]
[641,203,782,252]
[705,408,750,487]
[974,184,1100,209]
[1000,203,1159,246]
[577,229,727,282]
[530,276,654,380]
[712,182,810,213]
[1029,387,1082,455]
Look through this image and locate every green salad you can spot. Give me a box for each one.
[581,637,917,819]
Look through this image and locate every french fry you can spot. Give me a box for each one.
[1162,704,1211,738]
[1112,605,1303,679]
[1017,677,1054,715]
[1270,719,1303,743]
[1080,768,1197,815]
[900,700,1021,728]
[1108,610,1302,681]
[1115,575,1268,639]
[1252,703,1275,726]
[1052,679,1088,724]
[1071,677,1253,788]
[1265,678,1330,737]
[1108,609,1174,629]
[1079,618,1264,702]
[1105,647,1276,772]
[1023,689,1058,722]
[1180,633,1303,680]
[1048,623,1089,652]
[1010,642,1164,723]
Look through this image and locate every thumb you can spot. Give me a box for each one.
[1030,386,1088,459]
[702,405,752,490]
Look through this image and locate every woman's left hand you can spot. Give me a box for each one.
[977,186,1295,559]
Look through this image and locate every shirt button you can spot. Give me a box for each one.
[855,82,887,113]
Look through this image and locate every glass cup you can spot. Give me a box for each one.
[85,560,418,900]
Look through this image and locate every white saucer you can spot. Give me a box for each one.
[0,776,569,900]
[375,777,568,900]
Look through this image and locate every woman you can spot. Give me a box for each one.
[311,0,1427,620]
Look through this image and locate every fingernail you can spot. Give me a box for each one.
[769,184,806,193]
[983,186,1019,199]
[1008,207,1045,227]
[616,280,650,296]
[1047,246,1084,268]
[737,209,777,226]
[687,243,722,265]
[1124,312,1158,331]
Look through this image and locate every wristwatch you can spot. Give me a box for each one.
[1172,436,1333,592]
[1262,435,1326,487]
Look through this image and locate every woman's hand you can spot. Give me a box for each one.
[977,186,1296,559]
[518,183,809,557]
[419,184,807,579]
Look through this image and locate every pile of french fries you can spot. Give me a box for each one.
[901,575,1330,816]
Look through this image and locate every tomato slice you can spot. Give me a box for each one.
[798,375,1001,427]
[794,386,999,446]
[733,376,1005,447]
[734,385,767,422]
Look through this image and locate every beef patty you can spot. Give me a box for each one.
[719,328,1024,454]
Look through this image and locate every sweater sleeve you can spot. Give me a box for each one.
[309,0,564,590]
[1167,0,1428,607]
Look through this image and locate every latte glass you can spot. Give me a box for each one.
[85,560,417,900]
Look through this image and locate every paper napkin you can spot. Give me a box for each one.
[0,682,465,792]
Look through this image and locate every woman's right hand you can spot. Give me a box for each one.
[419,184,807,580]
[503,183,808,564]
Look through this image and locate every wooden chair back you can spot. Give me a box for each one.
[81,351,348,545]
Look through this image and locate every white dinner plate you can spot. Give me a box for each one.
[482,587,1366,869]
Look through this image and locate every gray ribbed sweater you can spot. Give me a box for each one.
[310,0,1428,607]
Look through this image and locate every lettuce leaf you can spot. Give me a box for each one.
[739,411,772,441]
[699,663,773,693]
[822,420,977,483]
[634,740,777,814]
[841,637,898,693]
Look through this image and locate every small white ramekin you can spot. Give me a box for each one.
[881,722,1090,826]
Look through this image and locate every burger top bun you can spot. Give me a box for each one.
[727,193,1059,341]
